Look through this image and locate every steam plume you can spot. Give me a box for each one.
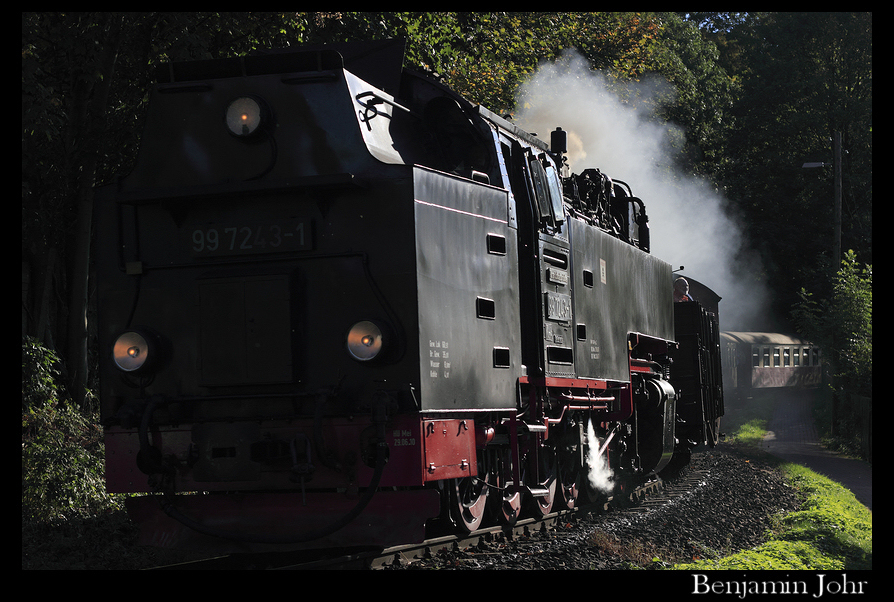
[514,51,768,330]
[586,419,614,494]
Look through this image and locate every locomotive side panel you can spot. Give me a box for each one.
[569,218,675,382]
[412,166,521,411]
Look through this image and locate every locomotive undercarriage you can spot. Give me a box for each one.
[114,365,682,551]
[437,357,681,536]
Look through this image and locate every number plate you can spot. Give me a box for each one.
[545,291,572,322]
[189,220,312,256]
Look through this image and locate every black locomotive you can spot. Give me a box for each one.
[96,39,724,553]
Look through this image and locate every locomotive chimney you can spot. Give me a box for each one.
[550,127,567,154]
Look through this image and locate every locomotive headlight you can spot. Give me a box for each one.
[346,321,385,362]
[113,330,154,372]
[225,96,265,137]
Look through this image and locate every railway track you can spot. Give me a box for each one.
[151,464,710,570]
[369,466,711,570]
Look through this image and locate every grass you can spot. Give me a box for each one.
[672,461,872,571]
[671,392,872,571]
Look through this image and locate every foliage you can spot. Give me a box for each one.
[792,249,872,394]
[779,464,872,568]
[22,336,66,410]
[680,391,872,571]
[715,389,779,447]
[716,12,872,322]
[791,250,870,454]
[22,337,119,522]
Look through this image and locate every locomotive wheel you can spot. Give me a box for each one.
[486,449,521,526]
[527,447,558,517]
[497,486,522,526]
[450,475,489,533]
[558,471,580,511]
[557,438,582,510]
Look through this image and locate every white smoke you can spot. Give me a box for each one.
[514,51,768,330]
[586,419,614,494]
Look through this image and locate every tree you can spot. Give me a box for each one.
[792,250,871,393]
[23,13,126,405]
[718,13,872,324]
[792,249,871,447]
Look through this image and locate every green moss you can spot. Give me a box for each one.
[674,540,839,571]
[671,461,871,571]
[679,388,873,572]
[776,464,872,570]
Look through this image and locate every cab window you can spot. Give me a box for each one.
[528,154,565,230]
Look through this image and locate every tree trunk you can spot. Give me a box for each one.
[65,14,124,406]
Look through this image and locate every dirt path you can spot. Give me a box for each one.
[763,390,872,510]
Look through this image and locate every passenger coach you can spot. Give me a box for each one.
[721,332,822,399]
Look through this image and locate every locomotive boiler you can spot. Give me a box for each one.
[95,39,724,553]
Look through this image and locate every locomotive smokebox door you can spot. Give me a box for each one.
[197,275,292,386]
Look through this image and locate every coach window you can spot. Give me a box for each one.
[752,347,760,367]
[802,348,810,366]
[773,347,781,367]
[793,347,801,366]
[783,347,791,367]
[762,347,770,368]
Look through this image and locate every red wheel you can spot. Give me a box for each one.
[557,448,581,510]
[487,448,520,526]
[527,446,557,517]
[450,475,488,533]
[499,488,522,526]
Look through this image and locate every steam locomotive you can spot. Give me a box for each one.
[95,39,724,553]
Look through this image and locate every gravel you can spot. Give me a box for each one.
[387,443,804,570]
